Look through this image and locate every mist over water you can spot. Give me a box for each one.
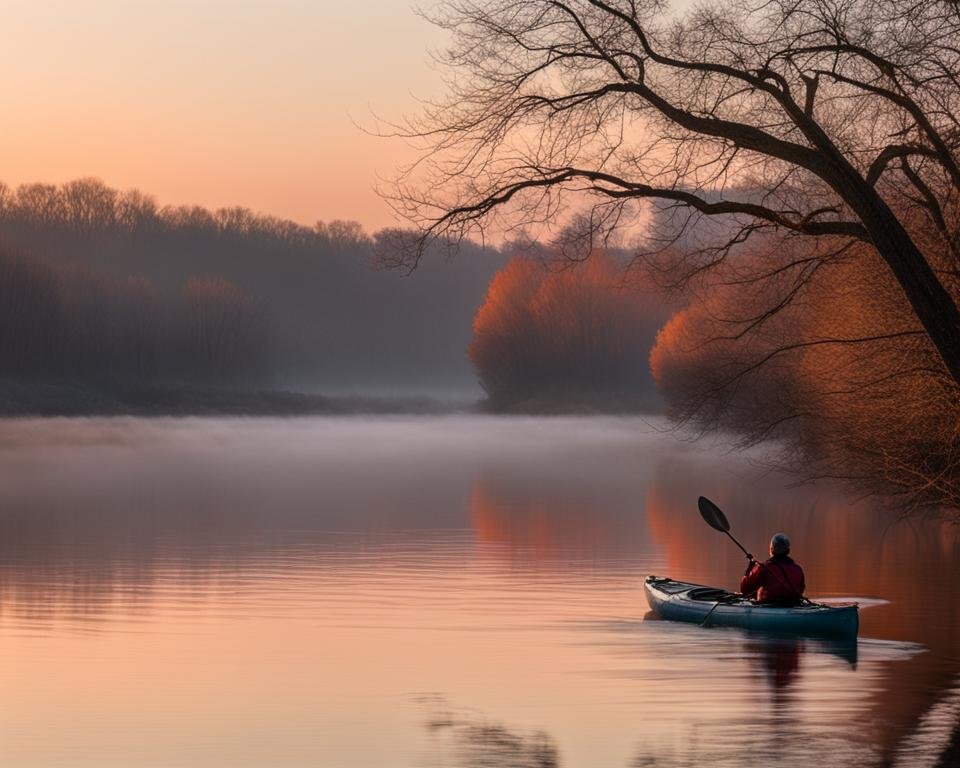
[0,416,957,767]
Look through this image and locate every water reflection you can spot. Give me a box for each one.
[753,635,803,689]
[0,417,956,767]
[469,470,646,558]
[420,698,559,768]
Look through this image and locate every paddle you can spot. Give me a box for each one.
[697,495,811,606]
[698,496,754,560]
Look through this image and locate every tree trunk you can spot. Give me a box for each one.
[845,180,960,387]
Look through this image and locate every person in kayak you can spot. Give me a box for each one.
[740,533,806,606]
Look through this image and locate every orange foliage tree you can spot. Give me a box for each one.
[650,230,960,512]
[470,253,666,410]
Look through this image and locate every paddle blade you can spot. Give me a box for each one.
[698,496,730,533]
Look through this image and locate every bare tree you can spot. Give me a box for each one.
[61,178,118,234]
[12,183,65,227]
[179,276,267,384]
[388,0,960,384]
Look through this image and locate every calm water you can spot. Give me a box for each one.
[0,416,957,768]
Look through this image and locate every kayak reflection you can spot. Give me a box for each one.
[754,635,802,690]
[746,634,858,689]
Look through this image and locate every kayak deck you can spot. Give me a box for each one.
[644,575,859,639]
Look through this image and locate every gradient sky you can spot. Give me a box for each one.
[0,0,444,230]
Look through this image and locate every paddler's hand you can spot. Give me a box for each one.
[744,554,756,576]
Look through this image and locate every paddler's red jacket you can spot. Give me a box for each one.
[740,555,805,605]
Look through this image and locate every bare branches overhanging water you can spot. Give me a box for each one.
[387,0,960,512]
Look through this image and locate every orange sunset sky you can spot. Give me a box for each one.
[0,0,445,231]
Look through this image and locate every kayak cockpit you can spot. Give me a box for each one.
[686,586,735,602]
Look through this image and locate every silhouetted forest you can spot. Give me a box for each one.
[0,178,680,414]
[470,253,668,412]
[0,248,265,387]
[0,178,505,402]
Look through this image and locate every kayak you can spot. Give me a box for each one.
[644,575,859,639]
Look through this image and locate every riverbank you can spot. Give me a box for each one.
[477,393,663,415]
[0,380,668,417]
[0,380,466,417]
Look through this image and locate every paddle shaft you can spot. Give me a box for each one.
[723,530,752,558]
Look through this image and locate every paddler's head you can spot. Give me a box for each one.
[769,533,790,557]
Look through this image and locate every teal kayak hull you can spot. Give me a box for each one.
[644,576,859,639]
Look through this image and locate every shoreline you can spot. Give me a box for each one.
[0,381,662,418]
[0,382,469,418]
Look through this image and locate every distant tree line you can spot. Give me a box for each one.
[0,178,505,395]
[0,178,680,414]
[0,178,371,253]
[0,247,266,387]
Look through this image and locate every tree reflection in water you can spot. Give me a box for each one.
[421,698,559,768]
